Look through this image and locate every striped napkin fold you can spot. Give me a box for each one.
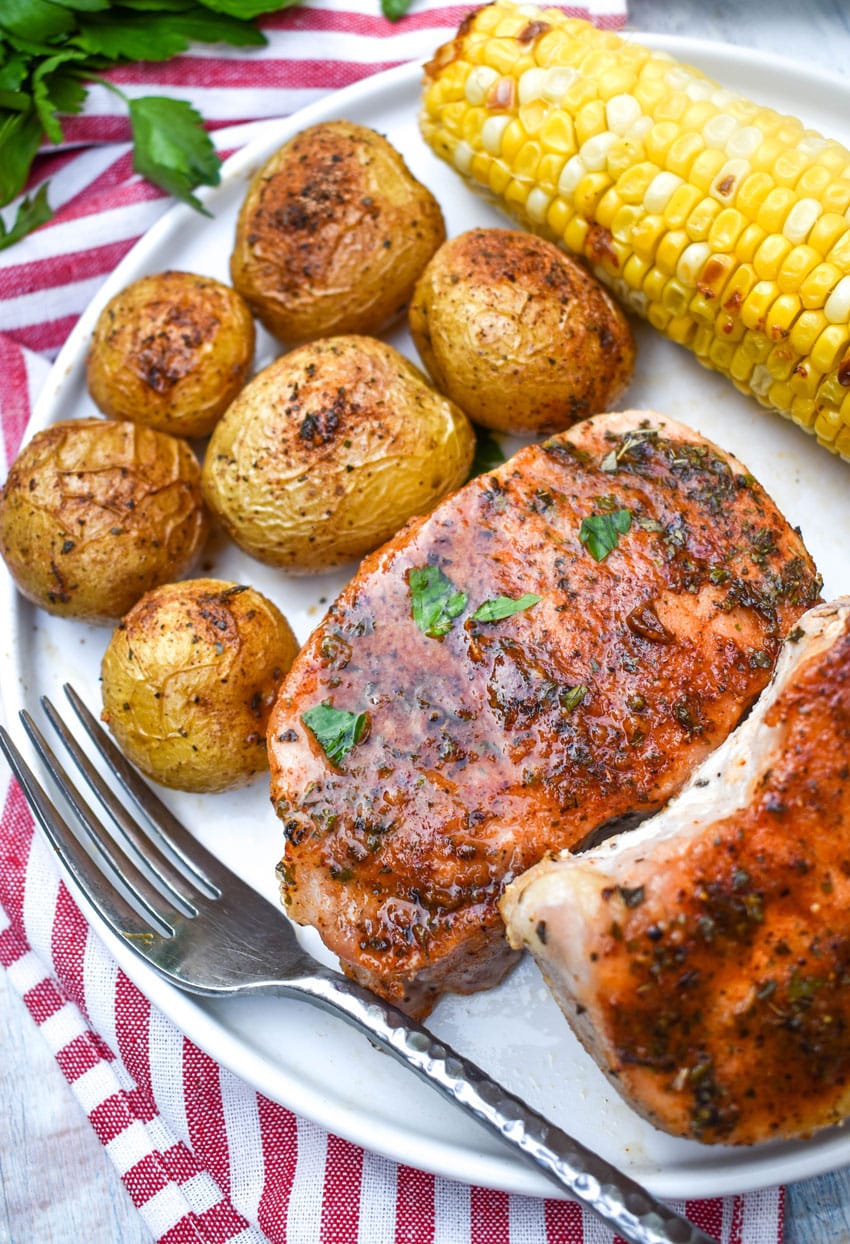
[0,1,784,1240]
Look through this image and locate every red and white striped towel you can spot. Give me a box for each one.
[0,1,785,1240]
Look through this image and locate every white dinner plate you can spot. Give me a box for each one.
[4,32,850,1202]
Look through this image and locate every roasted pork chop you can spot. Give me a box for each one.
[501,598,850,1145]
[268,410,821,1017]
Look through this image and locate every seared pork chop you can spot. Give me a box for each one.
[268,410,821,1017]
[501,598,850,1145]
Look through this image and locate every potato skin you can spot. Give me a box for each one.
[202,335,475,573]
[230,121,446,343]
[101,579,299,793]
[87,270,255,438]
[409,228,636,434]
[0,418,207,623]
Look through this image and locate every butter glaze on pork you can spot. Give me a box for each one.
[501,598,850,1145]
[268,410,821,1017]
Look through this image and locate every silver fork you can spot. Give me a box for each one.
[0,685,717,1244]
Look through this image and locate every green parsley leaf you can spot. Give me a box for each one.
[0,109,45,204]
[301,703,368,767]
[1,0,76,42]
[129,95,221,212]
[579,508,632,562]
[0,183,53,251]
[558,684,587,712]
[409,564,468,639]
[471,593,541,623]
[381,0,412,20]
[469,427,506,479]
[194,0,301,18]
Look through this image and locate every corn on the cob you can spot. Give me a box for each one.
[420,1,850,458]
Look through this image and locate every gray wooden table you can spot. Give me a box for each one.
[3,1,850,1241]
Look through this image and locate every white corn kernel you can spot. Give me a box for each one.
[702,114,738,149]
[685,79,713,102]
[606,94,642,135]
[581,131,618,171]
[465,65,499,106]
[783,198,823,245]
[542,66,579,100]
[824,275,850,323]
[710,158,750,202]
[626,115,653,144]
[481,114,511,155]
[710,88,737,108]
[677,241,711,285]
[726,125,763,158]
[644,170,683,212]
[453,140,474,175]
[665,66,694,91]
[526,187,552,222]
[750,365,773,396]
[518,67,547,106]
[798,132,829,158]
[558,154,587,195]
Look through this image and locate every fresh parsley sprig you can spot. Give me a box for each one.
[0,0,299,249]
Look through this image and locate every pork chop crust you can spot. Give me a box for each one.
[268,410,821,1017]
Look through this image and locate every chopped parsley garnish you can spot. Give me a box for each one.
[301,703,368,766]
[472,593,541,623]
[469,428,507,479]
[559,684,587,712]
[579,508,632,561]
[409,565,468,638]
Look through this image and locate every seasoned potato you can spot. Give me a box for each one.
[230,121,446,343]
[101,579,299,793]
[0,418,207,623]
[87,270,255,438]
[202,335,475,572]
[409,228,636,435]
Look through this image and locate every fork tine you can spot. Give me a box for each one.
[19,711,185,936]
[63,684,239,899]
[0,723,168,945]
[41,695,204,913]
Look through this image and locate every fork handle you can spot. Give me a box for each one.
[283,969,716,1244]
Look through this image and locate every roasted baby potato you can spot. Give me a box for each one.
[0,418,207,623]
[101,579,299,793]
[87,270,255,438]
[409,228,636,435]
[230,120,446,343]
[202,335,475,572]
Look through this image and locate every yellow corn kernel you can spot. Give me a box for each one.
[790,310,828,356]
[736,223,767,264]
[623,251,651,291]
[821,180,850,216]
[772,148,809,187]
[505,177,530,209]
[655,91,688,123]
[719,264,756,315]
[537,152,566,192]
[730,342,757,383]
[765,342,798,381]
[573,171,611,216]
[800,262,843,308]
[809,214,849,257]
[735,172,773,217]
[814,405,842,445]
[644,120,679,165]
[686,197,720,242]
[709,335,737,370]
[714,311,747,344]
[768,379,795,412]
[546,196,572,236]
[655,229,689,275]
[810,325,850,374]
[611,203,645,243]
[575,99,606,145]
[753,235,792,282]
[828,229,850,270]
[791,394,817,428]
[647,301,673,333]
[631,214,666,261]
[778,244,820,295]
[663,183,702,228]
[708,208,746,253]
[515,139,542,179]
[470,152,492,186]
[642,265,670,303]
[740,281,777,331]
[688,148,727,193]
[666,314,697,345]
[688,290,717,323]
[488,160,513,196]
[501,118,528,163]
[757,186,796,234]
[540,110,577,155]
[666,132,704,179]
[764,293,801,340]
[563,214,588,253]
[697,252,735,299]
[594,186,623,229]
[790,362,821,398]
[662,278,691,316]
[795,164,831,199]
[616,161,658,204]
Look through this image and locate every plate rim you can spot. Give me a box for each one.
[9,32,850,1202]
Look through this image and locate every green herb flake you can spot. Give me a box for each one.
[408,564,468,639]
[301,702,368,767]
[468,427,507,479]
[579,508,632,561]
[617,884,645,908]
[471,593,541,623]
[559,684,587,712]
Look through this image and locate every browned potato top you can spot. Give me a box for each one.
[0,418,207,623]
[230,120,446,343]
[202,335,475,573]
[409,227,636,435]
[87,270,255,438]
